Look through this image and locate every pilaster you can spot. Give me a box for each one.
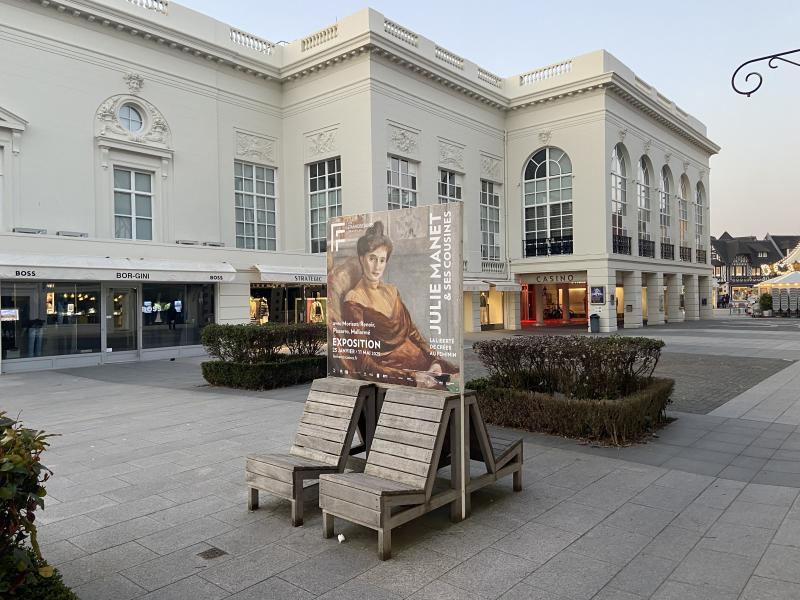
[645,272,665,325]
[622,270,643,328]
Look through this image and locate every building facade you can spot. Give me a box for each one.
[0,0,718,372]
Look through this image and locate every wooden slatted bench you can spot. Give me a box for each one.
[319,387,465,560]
[246,377,376,526]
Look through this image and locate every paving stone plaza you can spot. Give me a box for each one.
[4,314,800,599]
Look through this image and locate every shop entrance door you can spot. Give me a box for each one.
[102,286,139,362]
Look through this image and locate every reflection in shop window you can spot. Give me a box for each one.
[141,283,215,349]
[250,283,327,325]
[1,281,101,360]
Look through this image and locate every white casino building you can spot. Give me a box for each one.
[0,0,718,372]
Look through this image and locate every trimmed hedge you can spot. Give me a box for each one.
[468,377,674,445]
[202,355,326,390]
[201,322,326,363]
[0,550,77,599]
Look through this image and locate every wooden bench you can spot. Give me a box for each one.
[246,378,376,526]
[319,387,464,560]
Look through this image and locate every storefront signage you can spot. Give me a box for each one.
[292,274,325,283]
[524,272,586,284]
[327,203,463,392]
[255,265,326,284]
[1,267,233,282]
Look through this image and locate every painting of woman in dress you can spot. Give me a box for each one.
[338,221,457,389]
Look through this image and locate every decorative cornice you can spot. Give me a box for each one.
[95,94,171,150]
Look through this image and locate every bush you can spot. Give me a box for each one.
[201,323,326,363]
[759,293,773,312]
[472,335,664,399]
[468,377,674,445]
[0,412,66,596]
[0,549,77,599]
[202,355,327,390]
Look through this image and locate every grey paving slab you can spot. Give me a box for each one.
[601,502,677,537]
[643,524,703,562]
[227,577,315,600]
[532,501,610,535]
[136,516,234,555]
[492,521,580,565]
[698,521,774,558]
[138,576,229,600]
[567,524,651,565]
[317,579,404,600]
[523,551,620,600]
[72,574,146,600]
[671,547,759,593]
[277,546,378,596]
[70,516,164,553]
[607,553,678,598]
[651,579,739,600]
[57,541,159,588]
[408,580,482,600]
[719,498,789,529]
[753,544,800,584]
[122,542,232,592]
[441,547,538,600]
[352,545,459,598]
[740,575,800,600]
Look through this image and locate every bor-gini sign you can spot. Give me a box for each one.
[327,204,463,391]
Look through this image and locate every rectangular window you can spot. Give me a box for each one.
[659,190,671,244]
[480,180,501,261]
[679,198,688,245]
[114,168,152,240]
[235,161,276,251]
[611,171,627,238]
[637,180,650,240]
[387,156,417,210]
[695,205,704,250]
[438,169,462,203]
[308,158,342,254]
[141,283,215,348]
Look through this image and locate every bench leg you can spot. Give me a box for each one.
[513,468,522,492]
[248,488,258,511]
[291,478,304,526]
[378,527,391,561]
[322,511,334,539]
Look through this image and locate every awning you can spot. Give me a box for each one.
[0,253,236,282]
[463,279,490,292]
[255,264,326,284]
[486,280,521,292]
[758,272,800,287]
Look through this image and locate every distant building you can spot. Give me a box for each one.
[711,232,800,302]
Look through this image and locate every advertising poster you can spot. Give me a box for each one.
[327,203,463,392]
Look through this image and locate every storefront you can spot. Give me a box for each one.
[519,272,587,325]
[252,265,327,324]
[0,254,233,372]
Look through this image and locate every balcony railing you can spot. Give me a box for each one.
[523,236,573,257]
[613,234,631,255]
[661,243,675,260]
[696,249,707,264]
[680,246,692,262]
[481,260,507,275]
[638,239,655,258]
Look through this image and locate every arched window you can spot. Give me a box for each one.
[695,182,706,250]
[637,157,651,241]
[523,147,573,256]
[678,175,690,248]
[659,166,672,245]
[611,144,627,240]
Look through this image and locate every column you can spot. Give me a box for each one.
[218,281,250,324]
[623,270,643,328]
[587,267,617,332]
[684,274,700,320]
[699,275,713,319]
[534,285,544,325]
[505,289,521,330]
[666,273,684,323]
[561,284,570,323]
[645,272,665,325]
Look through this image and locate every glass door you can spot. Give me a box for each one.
[104,286,138,360]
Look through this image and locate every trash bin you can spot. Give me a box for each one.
[589,313,600,333]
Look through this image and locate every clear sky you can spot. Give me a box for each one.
[179,0,799,238]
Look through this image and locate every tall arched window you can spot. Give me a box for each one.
[523,147,573,256]
[695,182,706,250]
[659,166,672,246]
[611,144,627,241]
[637,157,651,241]
[678,175,690,248]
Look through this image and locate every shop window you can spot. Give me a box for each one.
[309,157,342,253]
[387,156,417,210]
[250,283,327,325]
[1,281,101,360]
[114,167,153,240]
[141,284,214,349]
[438,169,462,203]
[235,161,276,251]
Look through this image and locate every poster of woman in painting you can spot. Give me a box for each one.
[327,204,462,391]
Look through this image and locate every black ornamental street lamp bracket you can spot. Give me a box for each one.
[732,48,800,97]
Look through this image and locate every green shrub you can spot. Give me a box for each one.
[0,412,58,595]
[201,323,326,364]
[468,377,674,445]
[201,355,327,390]
[759,293,773,312]
[0,549,77,599]
[472,335,664,399]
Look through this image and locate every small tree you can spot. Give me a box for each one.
[759,293,773,312]
[0,412,54,595]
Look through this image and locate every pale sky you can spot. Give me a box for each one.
[179,0,799,238]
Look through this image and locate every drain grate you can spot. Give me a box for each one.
[197,547,228,560]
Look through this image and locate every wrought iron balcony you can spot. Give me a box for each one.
[522,236,573,258]
[638,239,655,258]
[680,246,692,262]
[612,234,631,255]
[661,243,675,260]
[696,249,707,264]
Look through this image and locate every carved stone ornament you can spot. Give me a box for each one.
[683,160,690,174]
[699,170,706,182]
[389,125,418,154]
[95,95,171,149]
[618,128,628,143]
[236,132,275,163]
[480,154,502,181]
[438,140,464,170]
[664,152,672,164]
[538,130,552,145]
[307,129,337,157]
[643,139,652,155]
[123,73,144,94]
